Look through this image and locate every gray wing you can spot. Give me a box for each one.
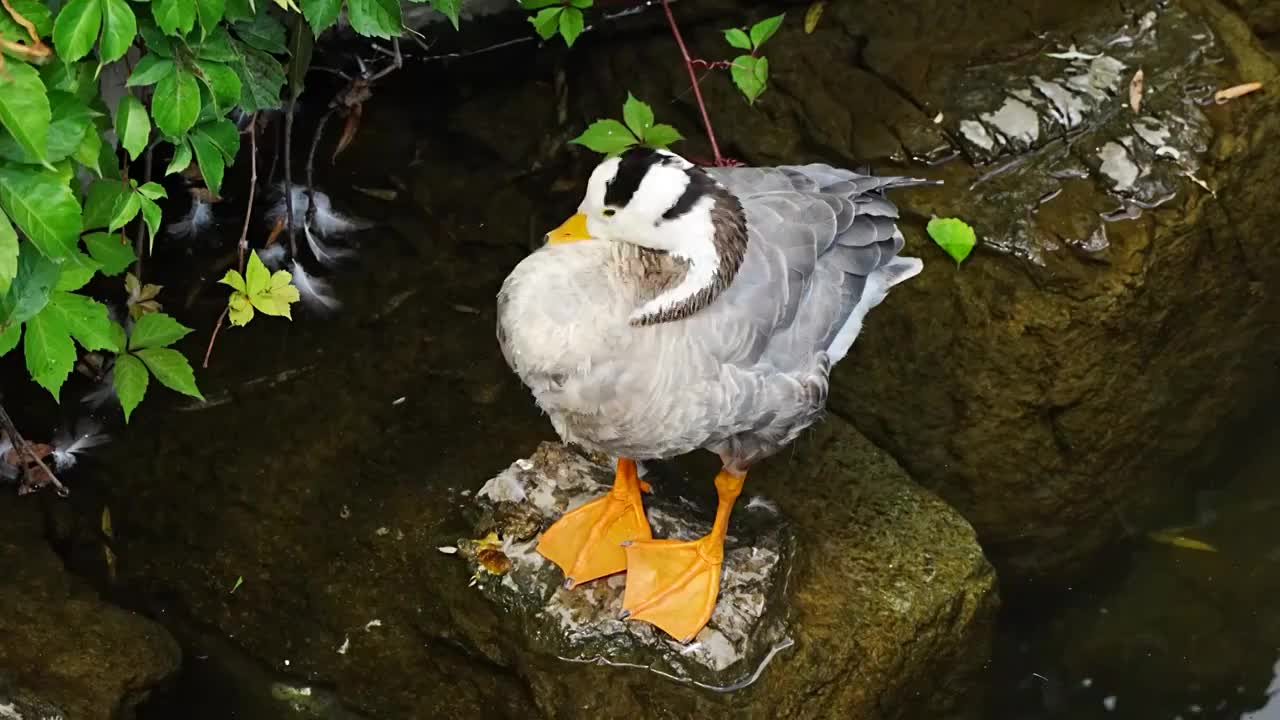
[698,164,926,372]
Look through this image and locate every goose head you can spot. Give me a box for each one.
[546,147,749,325]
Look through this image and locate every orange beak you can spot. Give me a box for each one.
[545,213,593,245]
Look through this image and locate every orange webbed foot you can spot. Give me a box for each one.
[536,458,652,587]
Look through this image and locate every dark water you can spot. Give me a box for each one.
[9,1,1279,718]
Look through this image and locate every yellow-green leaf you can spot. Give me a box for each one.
[926,217,977,266]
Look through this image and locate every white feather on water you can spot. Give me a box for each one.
[51,418,111,470]
[290,260,341,314]
[166,199,215,240]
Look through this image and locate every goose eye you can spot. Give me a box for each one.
[601,208,616,217]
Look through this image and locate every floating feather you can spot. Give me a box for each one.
[267,184,371,237]
[0,434,17,481]
[290,260,341,314]
[81,368,119,410]
[304,221,356,268]
[258,243,288,270]
[50,418,111,470]
[166,198,216,240]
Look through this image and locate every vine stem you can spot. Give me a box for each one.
[203,114,259,369]
[659,0,722,165]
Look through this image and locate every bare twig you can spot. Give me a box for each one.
[659,0,724,165]
[284,99,298,258]
[237,113,258,273]
[0,402,66,497]
[202,307,229,369]
[304,108,334,234]
[203,115,258,368]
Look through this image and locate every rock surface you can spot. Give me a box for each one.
[550,0,1280,583]
[0,496,181,720]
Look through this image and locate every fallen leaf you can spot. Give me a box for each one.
[1148,529,1218,553]
[803,0,825,33]
[332,104,364,164]
[101,506,114,540]
[477,547,512,575]
[926,217,977,266]
[1129,68,1144,113]
[353,186,398,201]
[1214,81,1263,104]
[230,575,244,593]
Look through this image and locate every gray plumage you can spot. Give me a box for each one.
[497,160,923,472]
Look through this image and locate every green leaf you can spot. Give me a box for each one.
[567,0,591,8]
[196,0,225,36]
[642,123,682,149]
[84,231,135,275]
[113,353,149,421]
[232,13,286,52]
[723,28,751,50]
[195,26,237,60]
[152,68,201,137]
[301,0,342,34]
[0,246,60,325]
[749,13,784,49]
[730,54,768,104]
[529,7,560,40]
[134,182,164,201]
[558,6,583,46]
[0,61,52,166]
[23,309,76,400]
[128,56,176,88]
[347,0,401,38]
[128,311,192,350]
[0,91,96,165]
[99,0,138,65]
[189,131,225,195]
[74,120,104,176]
[224,0,254,21]
[138,20,175,55]
[39,59,87,95]
[139,196,161,250]
[4,0,53,37]
[569,119,637,155]
[621,93,654,139]
[54,254,101,291]
[926,217,977,266]
[286,13,313,99]
[195,118,240,160]
[107,190,141,232]
[430,0,461,29]
[52,0,103,64]
[0,212,16,297]
[218,268,246,293]
[45,291,119,351]
[0,324,20,357]
[82,179,127,231]
[136,347,203,399]
[228,40,285,112]
[0,167,81,260]
[194,61,242,113]
[519,0,561,8]
[115,94,150,161]
[245,246,270,294]
[165,139,193,175]
[152,0,197,35]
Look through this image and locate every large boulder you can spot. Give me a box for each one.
[0,496,180,719]
[555,0,1280,583]
[87,319,995,719]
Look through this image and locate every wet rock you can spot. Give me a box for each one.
[441,419,998,718]
[459,443,795,691]
[0,497,180,720]
[566,0,1280,583]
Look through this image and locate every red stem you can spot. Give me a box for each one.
[659,0,722,165]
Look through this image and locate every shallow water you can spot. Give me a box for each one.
[5,0,1279,717]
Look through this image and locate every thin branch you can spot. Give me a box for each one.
[284,99,297,258]
[659,0,722,165]
[0,402,66,497]
[237,113,258,273]
[304,108,335,234]
[133,143,153,276]
[202,307,228,369]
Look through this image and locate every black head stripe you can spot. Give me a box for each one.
[662,167,715,221]
[604,147,683,208]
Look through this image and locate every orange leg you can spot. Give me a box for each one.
[536,458,653,588]
[620,468,745,643]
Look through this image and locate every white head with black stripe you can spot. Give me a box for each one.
[544,147,749,324]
